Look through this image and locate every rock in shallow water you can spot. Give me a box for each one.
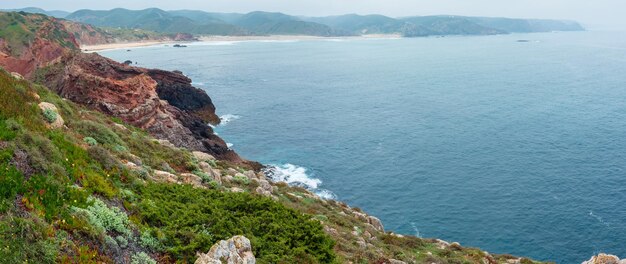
[582,254,626,264]
[195,235,255,264]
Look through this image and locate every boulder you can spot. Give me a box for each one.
[195,235,255,264]
[11,72,24,79]
[152,170,178,184]
[193,151,215,161]
[244,170,256,180]
[367,216,384,232]
[254,180,273,196]
[582,254,626,264]
[38,102,64,129]
[179,173,203,187]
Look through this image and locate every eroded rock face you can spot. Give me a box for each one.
[0,12,252,165]
[195,235,255,264]
[39,52,244,163]
[148,69,220,125]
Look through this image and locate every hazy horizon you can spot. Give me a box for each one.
[1,0,625,30]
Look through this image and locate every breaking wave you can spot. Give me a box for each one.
[263,163,336,200]
[219,114,240,125]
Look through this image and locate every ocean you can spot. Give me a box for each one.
[101,31,626,263]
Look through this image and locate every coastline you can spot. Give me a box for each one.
[81,34,403,52]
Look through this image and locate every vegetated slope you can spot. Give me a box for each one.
[60,20,189,46]
[66,8,248,35]
[231,11,347,36]
[0,11,552,264]
[303,14,410,35]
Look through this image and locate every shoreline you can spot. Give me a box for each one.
[81,34,403,52]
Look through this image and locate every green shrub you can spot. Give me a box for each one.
[193,170,211,183]
[43,109,57,123]
[83,137,98,146]
[135,183,336,263]
[104,235,119,250]
[139,230,161,251]
[233,174,250,185]
[72,197,132,237]
[131,252,157,264]
[116,235,128,248]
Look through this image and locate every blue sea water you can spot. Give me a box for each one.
[101,31,626,263]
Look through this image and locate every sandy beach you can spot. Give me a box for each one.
[81,34,403,52]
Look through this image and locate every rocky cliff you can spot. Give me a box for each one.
[0,11,248,165]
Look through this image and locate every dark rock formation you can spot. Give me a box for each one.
[147,69,220,124]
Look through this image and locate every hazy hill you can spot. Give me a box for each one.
[232,11,345,36]
[1,7,70,18]
[303,14,410,35]
[401,16,505,36]
[67,8,248,35]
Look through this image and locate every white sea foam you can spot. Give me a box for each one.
[589,211,610,227]
[264,163,336,200]
[410,222,421,237]
[226,143,234,148]
[219,114,241,125]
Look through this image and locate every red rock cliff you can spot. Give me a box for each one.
[0,11,250,165]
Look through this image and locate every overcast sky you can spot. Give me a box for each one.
[2,0,625,30]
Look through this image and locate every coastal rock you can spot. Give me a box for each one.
[195,235,255,264]
[0,13,249,164]
[38,102,64,129]
[152,170,178,184]
[244,170,257,180]
[255,180,273,196]
[148,69,220,125]
[179,173,203,187]
[193,151,215,161]
[367,216,384,232]
[582,254,626,264]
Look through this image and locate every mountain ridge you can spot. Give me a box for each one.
[53,7,584,37]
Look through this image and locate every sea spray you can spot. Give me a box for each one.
[263,164,336,200]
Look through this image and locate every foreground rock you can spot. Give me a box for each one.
[195,236,255,264]
[583,254,626,264]
[38,102,64,129]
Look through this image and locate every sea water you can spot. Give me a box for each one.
[101,31,626,263]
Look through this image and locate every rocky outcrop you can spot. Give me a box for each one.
[0,12,78,78]
[148,69,220,125]
[195,236,255,264]
[37,51,243,162]
[0,12,250,164]
[583,254,626,264]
